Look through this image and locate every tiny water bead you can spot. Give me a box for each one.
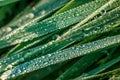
[52,34,61,40]
[41,11,46,15]
[100,10,106,15]
[28,13,35,19]
[6,65,13,70]
[102,50,110,55]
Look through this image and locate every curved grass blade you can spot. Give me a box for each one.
[1,34,120,80]
[0,0,115,49]
[0,6,120,73]
[0,0,19,6]
[73,68,120,80]
[0,0,69,37]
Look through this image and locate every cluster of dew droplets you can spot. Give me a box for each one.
[0,0,109,49]
[10,13,35,28]
[2,27,12,33]
[1,34,120,79]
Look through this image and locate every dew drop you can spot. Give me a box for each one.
[32,7,36,10]
[102,50,109,55]
[100,10,106,15]
[41,11,46,15]
[18,69,21,73]
[11,74,15,78]
[6,27,12,32]
[44,62,48,65]
[93,16,98,19]
[52,34,61,40]
[28,13,34,18]
[6,65,13,69]
[48,54,52,57]
[95,27,100,30]
[24,70,27,73]
[42,56,45,59]
[44,29,47,31]
[48,20,53,23]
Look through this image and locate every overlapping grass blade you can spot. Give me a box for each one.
[0,0,120,80]
[101,47,118,64]
[6,0,92,56]
[54,0,92,14]
[21,62,66,80]
[0,0,117,49]
[5,0,120,56]
[0,6,120,73]
[1,34,120,80]
[76,56,120,79]
[78,55,120,79]
[56,52,105,80]
[0,0,69,37]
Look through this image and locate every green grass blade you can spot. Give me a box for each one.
[20,62,66,80]
[54,0,92,14]
[0,6,120,72]
[0,0,114,49]
[62,0,119,36]
[0,3,15,22]
[0,0,120,80]
[7,6,120,56]
[73,68,120,80]
[6,0,92,56]
[0,0,19,6]
[80,56,120,77]
[7,31,56,56]
[56,52,105,80]
[1,34,120,79]
[101,47,118,64]
[0,0,69,37]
